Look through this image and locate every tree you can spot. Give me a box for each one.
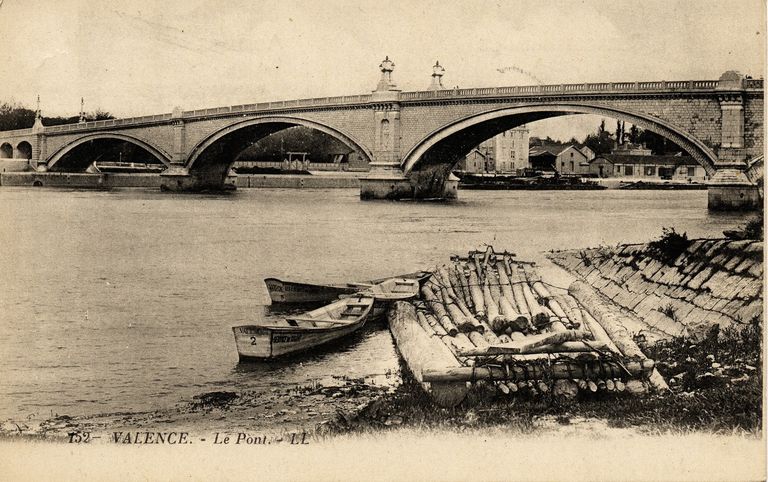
[636,129,683,155]
[0,101,35,131]
[583,119,615,154]
[0,100,114,129]
[236,126,352,163]
[628,124,639,144]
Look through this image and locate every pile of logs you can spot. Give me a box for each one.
[393,246,666,405]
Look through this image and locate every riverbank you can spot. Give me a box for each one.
[0,171,715,191]
[0,306,760,442]
[0,171,362,189]
[1,235,761,442]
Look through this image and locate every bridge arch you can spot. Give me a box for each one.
[186,116,374,174]
[16,141,32,160]
[46,133,172,171]
[401,104,720,177]
[0,142,12,159]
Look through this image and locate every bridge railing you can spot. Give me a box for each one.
[179,94,373,120]
[5,78,762,136]
[0,127,34,136]
[398,78,761,102]
[45,113,174,133]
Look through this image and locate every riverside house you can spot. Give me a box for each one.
[589,154,708,182]
[529,144,590,175]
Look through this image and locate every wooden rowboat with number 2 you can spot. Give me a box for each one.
[233,295,375,360]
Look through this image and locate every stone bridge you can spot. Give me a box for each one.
[0,59,763,208]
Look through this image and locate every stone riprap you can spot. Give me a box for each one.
[548,239,763,341]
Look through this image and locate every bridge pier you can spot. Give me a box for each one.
[360,164,458,200]
[159,165,237,192]
[707,167,761,210]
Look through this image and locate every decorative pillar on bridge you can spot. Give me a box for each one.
[708,71,761,210]
[360,56,414,199]
[427,61,445,91]
[31,96,47,171]
[159,106,193,189]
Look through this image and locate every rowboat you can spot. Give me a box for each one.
[233,295,374,360]
[264,271,431,304]
[363,277,420,301]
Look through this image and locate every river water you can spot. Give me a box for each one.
[0,187,748,420]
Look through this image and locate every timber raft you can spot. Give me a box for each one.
[388,247,667,407]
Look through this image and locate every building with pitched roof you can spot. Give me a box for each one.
[588,154,708,181]
[528,143,590,174]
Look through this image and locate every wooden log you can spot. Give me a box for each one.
[445,301,478,333]
[486,267,502,305]
[467,330,490,348]
[436,282,484,334]
[463,340,612,356]
[569,280,669,391]
[497,381,510,395]
[580,309,619,353]
[467,270,486,318]
[436,266,459,300]
[553,379,579,400]
[471,253,484,281]
[479,246,494,278]
[521,282,548,327]
[482,280,507,332]
[447,264,472,311]
[508,265,531,318]
[555,294,583,328]
[418,311,475,367]
[478,319,502,344]
[498,295,529,332]
[420,285,459,335]
[422,359,656,383]
[495,261,519,309]
[547,298,572,327]
[532,281,552,301]
[502,254,514,276]
[441,285,484,334]
[388,301,469,407]
[454,264,475,311]
[459,330,587,355]
[541,306,567,332]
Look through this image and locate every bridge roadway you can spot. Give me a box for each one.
[0,60,763,209]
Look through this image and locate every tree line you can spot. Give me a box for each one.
[236,126,352,163]
[0,100,114,131]
[533,119,684,156]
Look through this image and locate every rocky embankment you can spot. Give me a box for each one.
[548,237,763,342]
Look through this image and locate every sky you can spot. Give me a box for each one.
[0,0,765,140]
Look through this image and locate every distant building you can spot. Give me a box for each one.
[554,145,590,175]
[456,148,491,173]
[577,144,596,161]
[612,142,653,156]
[528,147,558,172]
[456,127,530,174]
[528,143,590,175]
[588,154,708,181]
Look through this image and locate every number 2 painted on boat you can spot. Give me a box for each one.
[250,336,257,345]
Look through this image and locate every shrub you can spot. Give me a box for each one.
[647,227,691,265]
